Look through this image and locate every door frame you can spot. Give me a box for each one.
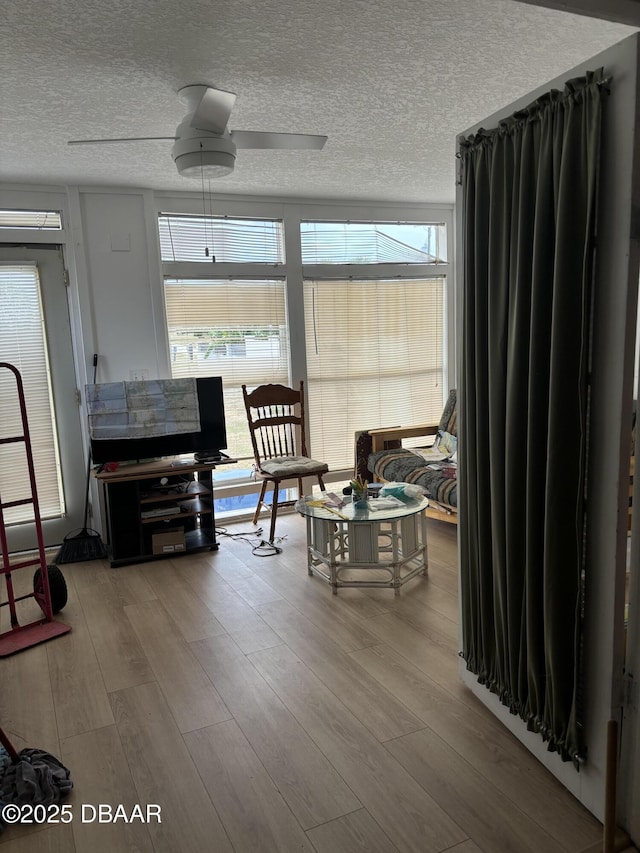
[0,245,86,551]
[0,184,100,549]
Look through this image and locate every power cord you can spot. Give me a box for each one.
[215,526,286,556]
[252,539,284,557]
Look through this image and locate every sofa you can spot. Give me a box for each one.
[354,389,458,524]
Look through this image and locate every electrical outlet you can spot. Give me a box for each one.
[130,369,150,381]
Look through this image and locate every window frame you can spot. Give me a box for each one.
[303,273,447,471]
[299,219,448,265]
[153,195,454,509]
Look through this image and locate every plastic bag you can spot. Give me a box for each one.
[379,482,426,502]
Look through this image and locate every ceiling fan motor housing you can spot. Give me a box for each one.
[172,134,237,178]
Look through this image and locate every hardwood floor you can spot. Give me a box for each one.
[0,514,605,852]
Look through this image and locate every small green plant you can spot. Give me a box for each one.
[350,475,368,498]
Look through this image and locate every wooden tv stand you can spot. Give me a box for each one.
[95,457,223,567]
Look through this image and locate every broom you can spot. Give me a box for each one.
[54,354,107,564]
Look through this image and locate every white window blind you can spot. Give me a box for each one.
[304,278,445,470]
[0,264,64,523]
[0,210,62,230]
[159,215,284,263]
[300,221,447,264]
[164,278,289,458]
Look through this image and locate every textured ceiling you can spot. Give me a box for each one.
[1,0,635,203]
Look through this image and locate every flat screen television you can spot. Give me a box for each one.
[89,376,228,464]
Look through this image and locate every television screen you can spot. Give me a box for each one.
[89,376,227,464]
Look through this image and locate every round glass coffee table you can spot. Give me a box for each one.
[295,495,429,594]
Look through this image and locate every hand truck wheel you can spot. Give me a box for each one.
[33,565,68,615]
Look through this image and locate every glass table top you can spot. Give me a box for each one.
[295,494,429,523]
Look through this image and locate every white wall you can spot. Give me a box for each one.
[78,189,165,383]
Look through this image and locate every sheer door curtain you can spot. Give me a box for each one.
[458,70,606,765]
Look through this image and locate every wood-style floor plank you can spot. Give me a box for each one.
[237,548,381,653]
[106,563,157,604]
[60,725,154,853]
[59,558,111,594]
[0,826,75,852]
[249,643,467,853]
[274,545,392,621]
[423,520,458,564]
[381,593,458,649]
[180,559,282,653]
[362,575,459,623]
[364,610,462,693]
[348,643,462,718]
[124,599,230,732]
[306,809,403,853]
[1,517,607,853]
[423,559,459,597]
[386,728,566,853]
[66,557,156,606]
[190,633,361,829]
[110,681,233,853]
[45,601,114,740]
[140,559,227,643]
[0,645,59,756]
[417,704,602,850]
[204,547,254,581]
[256,598,424,742]
[220,570,282,608]
[77,580,155,693]
[446,842,485,853]
[184,720,316,853]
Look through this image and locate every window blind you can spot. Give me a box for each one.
[0,210,62,230]
[164,278,289,458]
[300,221,447,264]
[304,277,445,470]
[0,264,64,523]
[159,215,284,263]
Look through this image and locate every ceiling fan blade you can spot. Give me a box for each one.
[68,136,176,145]
[190,87,237,134]
[230,130,328,150]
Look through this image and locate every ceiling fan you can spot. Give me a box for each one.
[68,84,328,179]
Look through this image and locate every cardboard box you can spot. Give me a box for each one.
[152,527,185,555]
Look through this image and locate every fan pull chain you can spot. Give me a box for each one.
[200,157,209,259]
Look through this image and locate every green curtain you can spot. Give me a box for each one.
[459,70,606,765]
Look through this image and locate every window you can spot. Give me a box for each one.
[164,278,289,460]
[301,219,447,472]
[0,264,65,522]
[158,209,451,493]
[0,210,62,229]
[159,213,288,472]
[300,221,447,264]
[304,277,445,470]
[159,214,284,263]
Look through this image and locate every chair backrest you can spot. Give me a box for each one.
[438,389,457,437]
[242,381,309,464]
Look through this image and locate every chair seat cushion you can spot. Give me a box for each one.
[259,456,329,478]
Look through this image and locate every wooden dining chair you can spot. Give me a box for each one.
[242,381,328,542]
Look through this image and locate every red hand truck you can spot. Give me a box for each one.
[0,363,71,656]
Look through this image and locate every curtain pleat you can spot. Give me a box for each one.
[459,70,605,765]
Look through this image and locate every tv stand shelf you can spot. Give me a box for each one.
[96,457,221,567]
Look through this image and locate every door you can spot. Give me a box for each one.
[455,33,640,826]
[0,246,85,552]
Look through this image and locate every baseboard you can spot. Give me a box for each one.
[578,829,636,853]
